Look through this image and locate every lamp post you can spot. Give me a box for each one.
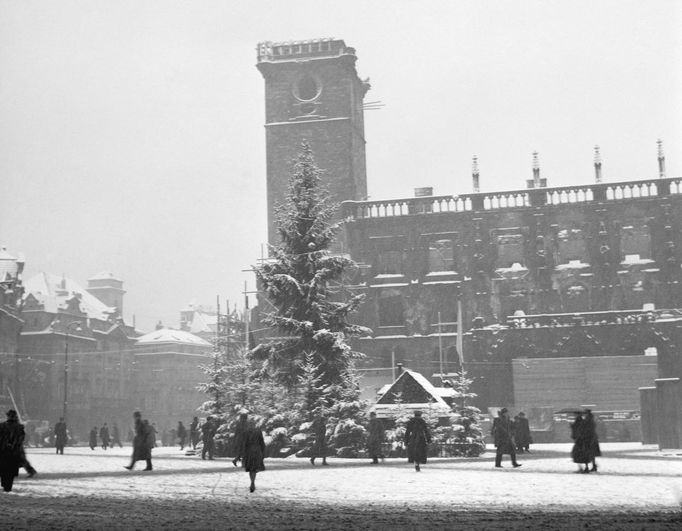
[60,321,82,423]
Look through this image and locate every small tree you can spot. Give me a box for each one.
[444,370,486,457]
[252,141,369,388]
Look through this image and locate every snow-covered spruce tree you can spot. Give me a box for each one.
[445,370,486,457]
[252,141,369,389]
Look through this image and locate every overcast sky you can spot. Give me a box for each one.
[1,0,680,332]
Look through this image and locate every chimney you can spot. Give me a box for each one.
[472,155,480,193]
[414,187,433,197]
[594,145,602,183]
[657,139,666,179]
[396,362,404,375]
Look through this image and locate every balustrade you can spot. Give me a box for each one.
[342,177,681,221]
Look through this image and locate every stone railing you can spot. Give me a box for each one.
[504,308,682,329]
[342,177,682,220]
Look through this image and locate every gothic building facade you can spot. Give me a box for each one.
[254,38,682,428]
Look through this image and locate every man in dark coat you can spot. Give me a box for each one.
[0,410,25,492]
[514,412,532,453]
[241,415,265,493]
[125,411,153,471]
[491,408,521,468]
[54,417,67,454]
[367,412,385,464]
[100,423,110,450]
[309,415,328,466]
[404,410,431,472]
[112,423,122,448]
[189,416,200,450]
[177,421,187,451]
[201,417,216,460]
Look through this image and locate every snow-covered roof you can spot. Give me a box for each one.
[188,311,218,334]
[136,328,212,346]
[376,369,451,411]
[23,272,115,321]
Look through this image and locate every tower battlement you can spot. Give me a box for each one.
[257,38,355,63]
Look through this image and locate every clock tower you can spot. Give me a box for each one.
[256,38,370,245]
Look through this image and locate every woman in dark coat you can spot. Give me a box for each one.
[571,411,601,473]
[404,411,431,471]
[0,410,25,492]
[242,421,265,493]
[583,409,601,472]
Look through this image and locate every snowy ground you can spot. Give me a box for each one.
[3,443,681,529]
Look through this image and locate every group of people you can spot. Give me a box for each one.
[88,423,123,450]
[1,405,604,494]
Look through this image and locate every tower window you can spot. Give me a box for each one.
[294,74,320,101]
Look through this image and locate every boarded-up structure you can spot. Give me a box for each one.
[513,355,658,412]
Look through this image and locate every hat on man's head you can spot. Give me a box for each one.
[6,409,18,420]
[499,407,508,414]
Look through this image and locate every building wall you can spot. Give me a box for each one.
[512,355,659,411]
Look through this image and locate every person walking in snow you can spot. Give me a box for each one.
[100,423,110,450]
[367,411,385,464]
[177,421,187,451]
[0,410,25,492]
[491,408,521,469]
[124,411,153,471]
[201,417,216,460]
[404,410,431,472]
[309,414,328,466]
[242,418,265,493]
[112,423,122,448]
[189,416,200,450]
[54,417,67,454]
[89,427,98,450]
[514,412,532,453]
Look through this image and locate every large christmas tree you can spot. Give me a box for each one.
[252,141,369,388]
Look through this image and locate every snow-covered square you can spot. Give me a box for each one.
[3,443,681,529]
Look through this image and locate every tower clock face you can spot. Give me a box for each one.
[293,74,321,102]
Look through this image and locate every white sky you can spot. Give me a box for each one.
[1,0,680,331]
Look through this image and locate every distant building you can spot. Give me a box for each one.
[0,246,25,411]
[180,301,247,352]
[132,328,212,433]
[18,272,138,437]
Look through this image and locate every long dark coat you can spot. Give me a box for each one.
[232,419,248,458]
[311,417,329,458]
[242,428,265,473]
[0,418,25,491]
[404,416,431,464]
[491,416,514,453]
[514,416,532,448]
[367,418,385,457]
[571,414,601,463]
[54,421,67,449]
[132,418,151,461]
